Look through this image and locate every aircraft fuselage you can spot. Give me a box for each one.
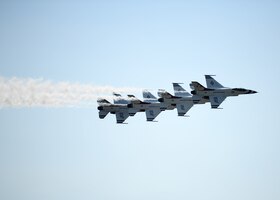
[98,104,128,113]
[191,88,256,97]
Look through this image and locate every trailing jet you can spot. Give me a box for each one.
[97,91,170,123]
[157,83,209,117]
[190,75,257,109]
[113,93,138,117]
[97,98,130,124]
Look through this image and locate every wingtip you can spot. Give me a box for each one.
[113,92,122,97]
[172,82,184,85]
[205,74,216,78]
[117,122,128,124]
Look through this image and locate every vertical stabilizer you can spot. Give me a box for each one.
[173,83,192,97]
[143,90,158,103]
[113,93,130,104]
[190,81,206,91]
[205,75,224,89]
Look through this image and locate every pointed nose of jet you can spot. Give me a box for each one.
[250,90,257,94]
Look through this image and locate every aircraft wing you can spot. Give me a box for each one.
[115,110,130,123]
[209,96,226,109]
[176,102,193,116]
[145,107,161,121]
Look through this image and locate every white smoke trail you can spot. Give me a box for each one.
[0,76,142,108]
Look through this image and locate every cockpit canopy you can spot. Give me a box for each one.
[232,88,247,92]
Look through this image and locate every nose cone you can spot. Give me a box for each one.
[250,90,257,94]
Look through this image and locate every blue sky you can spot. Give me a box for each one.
[0,1,280,200]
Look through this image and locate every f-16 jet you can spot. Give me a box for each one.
[157,83,209,116]
[97,91,173,123]
[97,98,130,124]
[127,90,175,122]
[190,75,257,109]
[97,76,257,123]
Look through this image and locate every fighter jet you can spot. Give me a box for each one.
[112,93,138,117]
[190,75,257,109]
[97,92,167,123]
[127,90,175,122]
[97,98,130,124]
[157,84,193,117]
[126,94,150,117]
[157,83,209,117]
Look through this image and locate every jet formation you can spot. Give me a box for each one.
[97,75,257,124]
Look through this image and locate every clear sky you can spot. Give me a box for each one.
[1,1,280,200]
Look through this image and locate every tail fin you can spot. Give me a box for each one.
[205,75,224,89]
[113,93,131,104]
[97,98,111,105]
[127,94,143,104]
[172,83,192,97]
[190,81,206,91]
[157,89,174,99]
[143,90,158,103]
[113,92,122,97]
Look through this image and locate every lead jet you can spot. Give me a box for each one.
[190,75,257,109]
[157,83,209,117]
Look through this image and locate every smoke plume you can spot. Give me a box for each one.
[0,76,141,108]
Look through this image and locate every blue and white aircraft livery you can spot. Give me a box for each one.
[97,75,257,124]
[190,75,257,109]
